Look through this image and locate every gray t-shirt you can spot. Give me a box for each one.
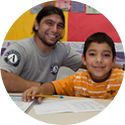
[0,37,82,83]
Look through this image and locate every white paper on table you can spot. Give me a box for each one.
[66,100,105,113]
[34,99,105,114]
[10,96,35,113]
[34,100,71,114]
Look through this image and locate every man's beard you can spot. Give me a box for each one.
[37,33,59,47]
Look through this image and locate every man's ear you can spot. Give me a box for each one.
[34,20,39,30]
[81,55,86,66]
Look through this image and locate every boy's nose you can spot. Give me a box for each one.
[96,55,103,63]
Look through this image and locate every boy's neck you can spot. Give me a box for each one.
[90,70,112,83]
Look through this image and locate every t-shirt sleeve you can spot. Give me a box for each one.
[59,43,83,71]
[0,43,26,75]
[52,74,75,96]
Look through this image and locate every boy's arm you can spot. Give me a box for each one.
[40,82,55,95]
[22,74,75,103]
[22,83,55,103]
[52,76,75,96]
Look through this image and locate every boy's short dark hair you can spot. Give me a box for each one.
[32,5,65,33]
[83,32,116,60]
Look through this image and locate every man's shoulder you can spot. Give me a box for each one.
[55,42,70,50]
[6,37,34,55]
[10,37,34,51]
[54,42,77,56]
[15,37,33,45]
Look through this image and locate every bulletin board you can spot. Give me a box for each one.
[4,0,122,43]
[68,6,121,43]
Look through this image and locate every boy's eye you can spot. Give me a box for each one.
[103,54,110,57]
[89,53,95,56]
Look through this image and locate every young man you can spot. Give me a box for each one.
[0,6,123,93]
[22,32,124,103]
[0,6,83,92]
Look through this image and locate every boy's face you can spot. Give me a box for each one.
[82,42,116,82]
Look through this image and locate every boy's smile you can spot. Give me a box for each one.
[82,42,116,82]
[93,66,105,70]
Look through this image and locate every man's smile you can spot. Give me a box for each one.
[48,34,57,38]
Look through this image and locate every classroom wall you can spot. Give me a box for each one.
[2,1,125,79]
[68,7,121,43]
[4,0,121,43]
[4,3,68,41]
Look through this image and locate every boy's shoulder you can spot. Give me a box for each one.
[75,70,89,77]
[111,68,124,79]
[112,68,124,74]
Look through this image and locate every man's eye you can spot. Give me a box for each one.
[47,22,53,25]
[57,24,64,29]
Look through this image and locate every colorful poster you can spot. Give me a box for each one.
[71,1,85,13]
[56,0,70,11]
[86,5,101,14]
[42,1,55,7]
[31,4,42,14]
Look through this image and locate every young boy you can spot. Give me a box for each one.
[22,32,124,103]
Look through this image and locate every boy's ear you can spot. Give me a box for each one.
[112,56,116,66]
[81,55,86,66]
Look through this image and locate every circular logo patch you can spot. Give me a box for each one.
[50,63,59,75]
[4,50,21,66]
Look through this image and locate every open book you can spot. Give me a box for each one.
[10,95,35,113]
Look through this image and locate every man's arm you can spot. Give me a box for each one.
[113,63,123,69]
[1,69,41,93]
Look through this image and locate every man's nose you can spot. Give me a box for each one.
[51,25,58,33]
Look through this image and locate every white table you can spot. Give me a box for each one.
[26,95,111,125]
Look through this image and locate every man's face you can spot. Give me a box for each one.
[35,14,64,46]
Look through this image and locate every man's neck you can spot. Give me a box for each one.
[34,35,53,53]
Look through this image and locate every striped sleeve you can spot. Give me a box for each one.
[52,74,76,96]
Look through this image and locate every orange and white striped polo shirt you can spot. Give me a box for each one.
[52,68,124,100]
